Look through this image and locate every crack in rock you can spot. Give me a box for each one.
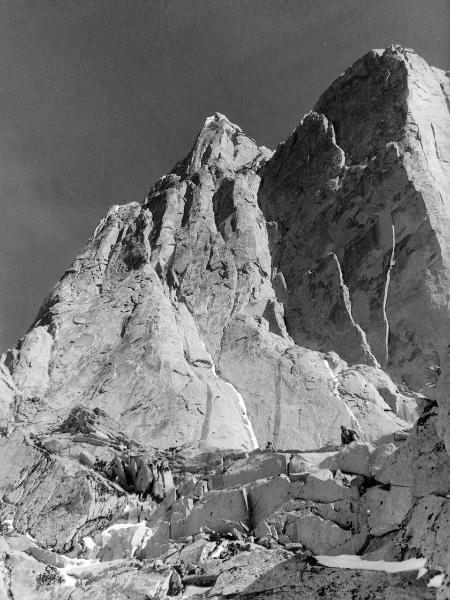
[329,252,380,368]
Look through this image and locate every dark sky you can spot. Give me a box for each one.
[0,0,448,349]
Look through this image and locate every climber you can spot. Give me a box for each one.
[265,441,275,452]
[340,425,358,446]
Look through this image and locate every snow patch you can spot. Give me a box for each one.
[101,520,143,539]
[428,573,445,588]
[57,557,100,587]
[58,568,77,587]
[83,536,96,551]
[4,518,13,532]
[316,554,427,576]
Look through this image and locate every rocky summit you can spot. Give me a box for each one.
[0,45,449,599]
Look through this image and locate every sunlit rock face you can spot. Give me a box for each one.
[5,79,439,451]
[3,115,273,452]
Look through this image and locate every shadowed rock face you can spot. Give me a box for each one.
[0,45,450,598]
[259,47,450,396]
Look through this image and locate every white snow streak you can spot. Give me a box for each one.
[224,380,259,450]
[382,224,396,365]
[316,554,427,576]
[198,338,259,450]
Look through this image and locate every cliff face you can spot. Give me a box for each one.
[6,50,446,451]
[260,47,450,392]
[0,110,413,451]
[0,46,449,598]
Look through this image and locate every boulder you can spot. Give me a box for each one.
[246,475,292,528]
[300,471,355,503]
[78,450,96,468]
[260,499,309,537]
[363,531,403,561]
[182,488,249,537]
[254,520,272,539]
[287,454,312,476]
[315,497,368,533]
[363,485,413,536]
[98,521,149,561]
[170,498,194,540]
[191,479,208,501]
[404,495,450,571]
[214,452,288,489]
[285,511,367,555]
[177,475,198,497]
[136,517,171,559]
[368,443,398,476]
[179,538,215,566]
[322,442,375,477]
[374,445,412,487]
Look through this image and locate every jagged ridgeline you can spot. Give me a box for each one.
[0,46,449,598]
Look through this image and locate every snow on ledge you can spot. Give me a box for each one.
[427,573,445,588]
[316,554,427,577]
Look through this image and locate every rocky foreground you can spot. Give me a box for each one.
[0,45,449,598]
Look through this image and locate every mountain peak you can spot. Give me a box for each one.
[202,112,242,133]
[170,112,265,178]
[1,48,450,594]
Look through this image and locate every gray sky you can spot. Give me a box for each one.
[0,0,448,349]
